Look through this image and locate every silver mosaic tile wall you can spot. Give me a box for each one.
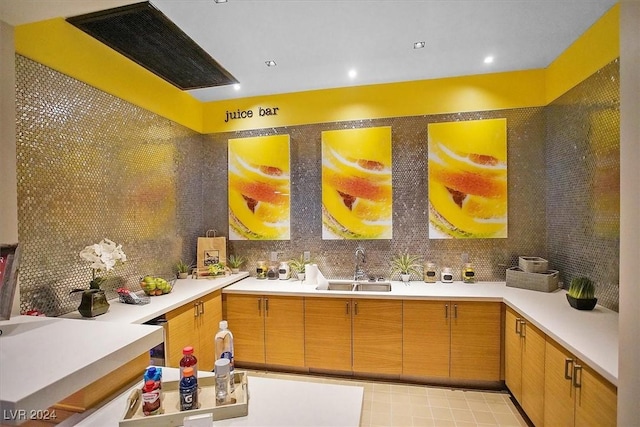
[15,55,619,315]
[204,108,549,287]
[546,60,620,311]
[15,56,204,316]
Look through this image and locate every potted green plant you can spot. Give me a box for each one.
[566,277,597,310]
[227,254,246,274]
[175,260,192,279]
[391,252,422,283]
[289,255,307,281]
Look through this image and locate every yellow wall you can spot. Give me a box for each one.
[545,3,619,104]
[14,4,619,134]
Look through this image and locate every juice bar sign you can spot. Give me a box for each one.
[224,107,280,123]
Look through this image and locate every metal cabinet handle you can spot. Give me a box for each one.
[346,301,350,315]
[520,320,526,337]
[573,364,583,388]
[265,298,269,315]
[564,358,574,380]
[354,301,359,315]
[453,304,458,319]
[515,317,522,335]
[194,302,199,317]
[199,301,204,315]
[445,304,449,319]
[258,298,262,315]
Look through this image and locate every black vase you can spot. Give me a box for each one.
[78,289,110,317]
[566,294,597,311]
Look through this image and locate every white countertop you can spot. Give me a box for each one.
[224,277,619,385]
[0,273,248,424]
[0,315,163,423]
[62,273,249,324]
[70,368,364,426]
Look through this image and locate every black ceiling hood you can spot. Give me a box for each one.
[67,1,237,90]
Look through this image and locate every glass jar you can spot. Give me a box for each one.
[424,262,437,283]
[462,263,475,283]
[256,261,267,279]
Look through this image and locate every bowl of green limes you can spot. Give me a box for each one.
[139,275,175,296]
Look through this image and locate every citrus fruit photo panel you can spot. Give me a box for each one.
[427,118,508,239]
[321,127,393,240]
[228,134,291,240]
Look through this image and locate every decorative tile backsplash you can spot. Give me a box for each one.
[15,55,620,315]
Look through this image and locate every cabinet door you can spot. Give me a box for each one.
[198,290,222,371]
[305,297,352,371]
[521,319,546,427]
[544,338,575,427]
[226,294,265,364]
[403,300,450,378]
[504,307,523,399]
[352,299,403,375]
[165,300,201,367]
[450,301,501,381]
[574,363,617,427]
[265,296,305,367]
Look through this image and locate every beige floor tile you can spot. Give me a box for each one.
[388,383,408,393]
[467,399,492,412]
[430,418,456,427]
[362,399,373,411]
[425,396,449,408]
[409,394,428,405]
[391,393,412,404]
[457,421,481,427]
[483,392,509,402]
[430,406,454,421]
[445,388,467,399]
[411,416,437,427]
[425,387,448,397]
[410,404,432,419]
[360,411,372,427]
[447,397,470,409]
[407,385,429,396]
[371,391,392,403]
[473,410,499,425]
[391,401,412,415]
[464,390,489,401]
[370,411,392,427]
[373,382,392,393]
[493,411,523,426]
[371,400,393,414]
[451,408,476,423]
[391,413,414,426]
[488,401,515,414]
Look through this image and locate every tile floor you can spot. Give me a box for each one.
[247,370,530,427]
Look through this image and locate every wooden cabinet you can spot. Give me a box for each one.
[403,300,450,377]
[504,307,546,426]
[544,337,617,427]
[305,297,402,374]
[403,300,501,381]
[226,294,305,367]
[165,290,222,371]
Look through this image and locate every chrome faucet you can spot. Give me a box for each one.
[354,245,366,281]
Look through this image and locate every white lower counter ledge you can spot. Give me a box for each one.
[71,368,364,427]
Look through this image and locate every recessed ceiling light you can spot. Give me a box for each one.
[348,69,357,79]
[484,56,494,64]
[213,0,228,3]
[265,60,277,67]
[413,41,425,49]
[233,84,241,91]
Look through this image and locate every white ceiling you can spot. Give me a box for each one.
[1,0,618,102]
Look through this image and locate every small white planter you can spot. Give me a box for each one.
[297,273,306,282]
[401,274,410,283]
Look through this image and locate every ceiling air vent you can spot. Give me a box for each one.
[67,1,237,90]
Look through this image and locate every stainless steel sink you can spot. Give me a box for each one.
[353,282,392,292]
[325,282,355,291]
[317,280,392,292]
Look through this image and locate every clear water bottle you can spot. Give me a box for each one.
[214,358,230,405]
[215,320,235,390]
